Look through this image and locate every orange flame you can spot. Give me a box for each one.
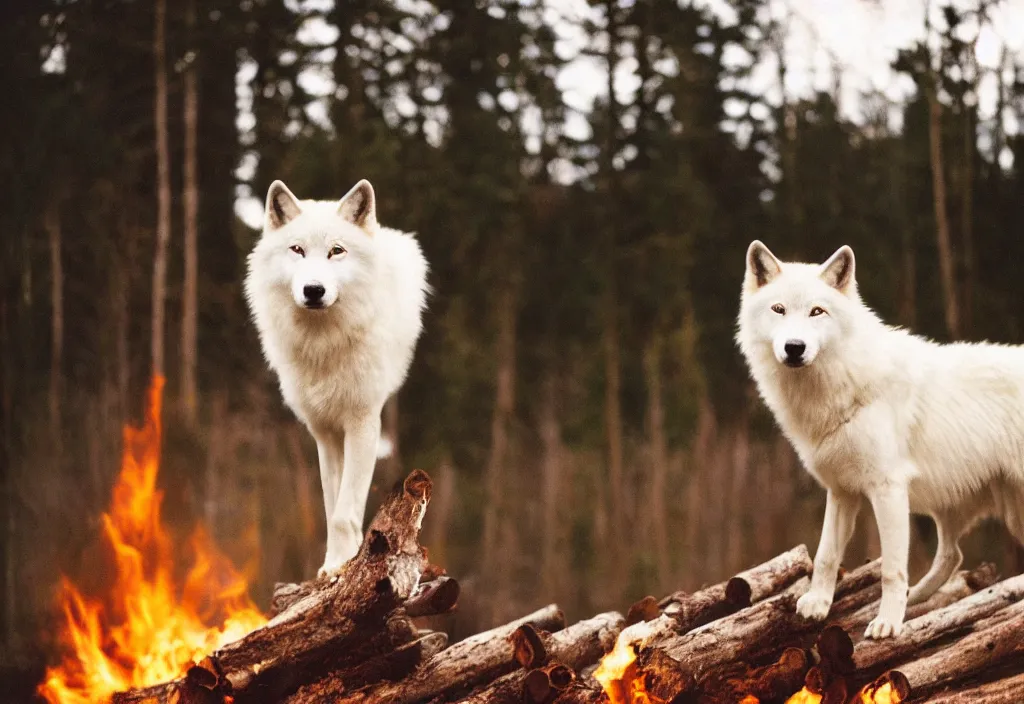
[37,377,267,703]
[594,636,666,704]
[858,680,905,704]
[782,681,906,704]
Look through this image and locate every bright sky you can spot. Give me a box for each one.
[236,0,1024,227]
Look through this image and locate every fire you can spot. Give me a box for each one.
[594,636,638,704]
[781,680,906,704]
[858,680,906,704]
[38,377,267,703]
[594,635,666,704]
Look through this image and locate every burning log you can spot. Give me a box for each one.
[115,470,450,704]
[609,545,814,673]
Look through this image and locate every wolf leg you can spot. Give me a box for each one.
[320,412,382,576]
[797,488,860,621]
[315,434,344,577]
[908,512,965,605]
[865,483,910,639]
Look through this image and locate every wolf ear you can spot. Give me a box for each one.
[746,240,782,288]
[265,180,302,230]
[338,179,378,232]
[820,245,856,293]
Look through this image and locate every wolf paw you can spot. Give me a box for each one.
[795,591,832,621]
[864,616,903,640]
[317,557,346,580]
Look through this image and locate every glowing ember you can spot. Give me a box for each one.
[739,696,761,704]
[860,681,904,704]
[785,688,822,704]
[38,377,267,703]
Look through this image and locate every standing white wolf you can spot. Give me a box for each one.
[736,241,1024,640]
[245,179,428,576]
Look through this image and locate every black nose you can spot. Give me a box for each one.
[303,283,326,303]
[784,340,806,360]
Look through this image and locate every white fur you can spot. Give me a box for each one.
[245,179,428,576]
[736,240,1024,640]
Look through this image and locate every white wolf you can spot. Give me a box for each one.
[736,240,1024,639]
[245,179,428,576]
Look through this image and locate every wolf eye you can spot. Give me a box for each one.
[809,306,826,317]
[771,303,785,315]
[328,244,347,259]
[289,245,305,257]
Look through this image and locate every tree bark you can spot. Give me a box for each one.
[151,0,172,378]
[180,0,199,422]
[45,199,63,448]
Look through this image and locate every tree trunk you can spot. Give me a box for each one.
[45,199,63,449]
[539,370,565,598]
[1,300,15,650]
[602,0,625,595]
[925,9,959,340]
[480,285,517,623]
[643,337,670,592]
[152,0,172,378]
[960,101,974,336]
[181,0,199,421]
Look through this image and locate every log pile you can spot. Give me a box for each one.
[602,548,1024,704]
[110,469,1024,704]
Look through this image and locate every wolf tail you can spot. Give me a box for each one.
[377,434,394,460]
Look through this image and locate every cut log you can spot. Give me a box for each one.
[923,672,1024,704]
[833,558,882,598]
[611,546,813,669]
[335,604,566,704]
[853,573,1024,672]
[452,613,624,704]
[283,632,449,703]
[892,599,1024,697]
[640,583,817,699]
[659,544,812,631]
[114,470,438,704]
[833,564,998,634]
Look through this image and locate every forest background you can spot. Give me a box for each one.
[3,0,1024,680]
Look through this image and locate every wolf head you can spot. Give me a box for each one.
[737,241,859,369]
[249,179,380,311]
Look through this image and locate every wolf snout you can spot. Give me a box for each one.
[783,339,806,367]
[303,282,326,307]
